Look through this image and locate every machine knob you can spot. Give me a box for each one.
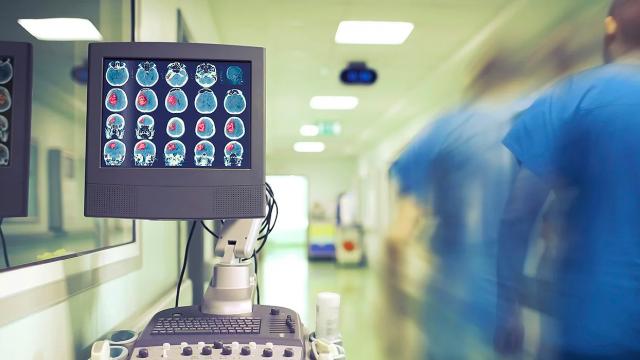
[162,343,171,351]
[201,346,213,355]
[241,345,251,356]
[221,345,233,355]
[137,348,149,358]
[181,346,193,356]
[262,348,273,357]
[283,348,295,357]
[213,341,224,349]
[197,342,205,351]
[270,308,280,315]
[232,341,240,350]
[249,342,257,350]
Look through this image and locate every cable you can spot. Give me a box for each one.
[175,221,197,308]
[253,251,260,304]
[0,218,9,268]
[200,220,219,238]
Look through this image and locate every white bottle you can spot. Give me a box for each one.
[316,292,341,342]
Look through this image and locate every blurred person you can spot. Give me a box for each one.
[495,1,640,358]
[387,54,537,359]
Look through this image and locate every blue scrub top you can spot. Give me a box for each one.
[391,101,525,254]
[504,62,640,354]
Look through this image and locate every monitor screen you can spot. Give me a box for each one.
[101,58,251,169]
[85,43,265,220]
[0,42,32,218]
[0,56,14,167]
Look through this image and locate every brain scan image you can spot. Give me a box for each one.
[135,88,158,113]
[105,61,129,87]
[194,140,215,167]
[0,86,11,113]
[103,140,126,166]
[136,115,155,140]
[194,88,218,114]
[165,62,188,87]
[105,114,125,140]
[165,88,188,113]
[224,141,243,167]
[0,143,8,166]
[0,115,8,143]
[195,117,215,139]
[0,59,13,85]
[133,140,156,167]
[166,117,185,138]
[135,61,159,87]
[164,140,185,167]
[195,63,217,87]
[224,117,245,140]
[105,88,128,112]
[226,66,243,85]
[223,89,246,115]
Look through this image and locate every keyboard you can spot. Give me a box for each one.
[151,315,261,335]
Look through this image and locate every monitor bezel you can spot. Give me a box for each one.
[0,42,32,218]
[86,42,265,188]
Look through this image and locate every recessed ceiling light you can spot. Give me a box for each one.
[310,96,359,110]
[335,21,414,45]
[18,18,103,41]
[300,125,320,137]
[294,142,325,153]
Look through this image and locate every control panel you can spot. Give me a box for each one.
[131,305,305,359]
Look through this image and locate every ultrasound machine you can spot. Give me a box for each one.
[84,43,306,359]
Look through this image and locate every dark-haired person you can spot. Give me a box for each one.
[495,1,640,358]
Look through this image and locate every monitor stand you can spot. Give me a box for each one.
[129,219,306,359]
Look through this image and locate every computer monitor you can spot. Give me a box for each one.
[0,42,32,218]
[84,43,265,220]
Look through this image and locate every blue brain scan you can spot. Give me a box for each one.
[195,63,217,88]
[105,88,127,112]
[224,141,244,167]
[0,115,8,143]
[0,143,8,166]
[166,117,185,138]
[223,89,246,115]
[105,114,125,140]
[194,88,218,114]
[133,140,156,167]
[0,58,13,85]
[135,88,158,113]
[135,61,159,87]
[0,86,11,113]
[164,140,185,167]
[165,62,188,87]
[194,140,215,167]
[105,61,129,87]
[104,140,126,166]
[224,117,245,140]
[136,115,155,140]
[195,117,215,139]
[226,66,243,85]
[165,88,188,113]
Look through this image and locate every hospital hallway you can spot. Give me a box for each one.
[4,0,640,359]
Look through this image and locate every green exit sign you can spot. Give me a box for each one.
[317,122,341,136]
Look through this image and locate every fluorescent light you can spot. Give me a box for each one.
[310,96,358,110]
[300,125,320,137]
[335,21,414,45]
[18,18,103,41]
[294,142,325,153]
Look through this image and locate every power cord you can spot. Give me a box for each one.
[175,221,197,308]
[0,218,9,268]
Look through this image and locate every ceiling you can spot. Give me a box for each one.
[207,0,609,160]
